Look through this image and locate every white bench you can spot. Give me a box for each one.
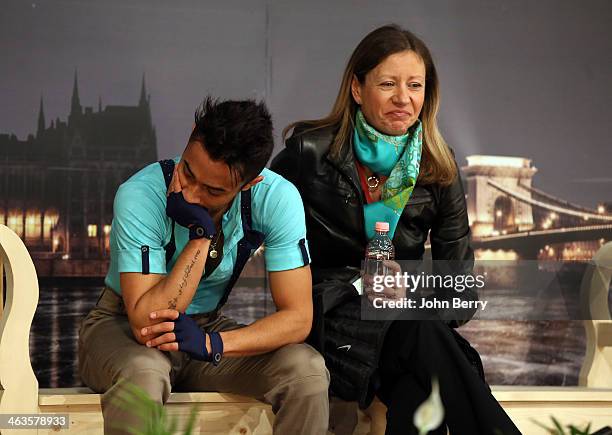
[1,224,612,434]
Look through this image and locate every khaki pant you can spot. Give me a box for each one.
[78,288,330,435]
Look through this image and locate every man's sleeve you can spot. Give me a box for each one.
[112,183,168,275]
[262,180,311,272]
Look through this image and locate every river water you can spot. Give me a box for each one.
[30,279,588,388]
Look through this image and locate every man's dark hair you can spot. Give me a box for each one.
[189,96,274,185]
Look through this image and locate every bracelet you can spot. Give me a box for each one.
[208,331,224,366]
[189,225,214,240]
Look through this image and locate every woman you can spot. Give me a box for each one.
[271,25,521,434]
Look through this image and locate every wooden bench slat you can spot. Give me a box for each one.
[39,388,261,406]
[39,386,612,407]
[597,322,612,347]
[492,386,612,402]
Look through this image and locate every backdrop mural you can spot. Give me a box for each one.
[1,0,611,388]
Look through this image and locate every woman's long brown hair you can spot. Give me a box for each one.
[283,24,457,186]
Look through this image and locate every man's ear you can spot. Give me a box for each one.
[351,75,362,105]
[241,175,264,191]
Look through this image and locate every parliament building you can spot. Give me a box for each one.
[0,73,157,275]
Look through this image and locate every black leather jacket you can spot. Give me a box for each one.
[271,125,482,407]
[271,125,474,275]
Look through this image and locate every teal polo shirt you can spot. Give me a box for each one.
[104,158,310,314]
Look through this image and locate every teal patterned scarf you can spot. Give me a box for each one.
[353,109,423,240]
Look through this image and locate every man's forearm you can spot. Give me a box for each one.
[219,309,312,357]
[130,238,209,331]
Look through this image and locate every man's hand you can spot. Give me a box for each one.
[172,313,213,361]
[139,309,180,347]
[167,163,182,196]
[166,192,216,239]
[142,310,223,364]
[165,164,216,239]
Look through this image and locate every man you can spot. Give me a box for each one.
[78,97,329,434]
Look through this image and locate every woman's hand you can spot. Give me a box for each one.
[364,260,406,302]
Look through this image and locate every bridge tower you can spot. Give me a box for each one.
[462,155,537,238]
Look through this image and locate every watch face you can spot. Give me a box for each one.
[196,226,204,237]
[214,353,221,363]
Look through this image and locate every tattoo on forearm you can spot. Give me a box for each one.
[168,249,201,309]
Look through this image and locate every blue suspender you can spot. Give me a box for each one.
[215,188,266,310]
[159,159,177,264]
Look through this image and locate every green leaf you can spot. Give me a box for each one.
[167,416,178,435]
[111,381,173,435]
[531,418,558,434]
[568,422,592,435]
[531,416,595,435]
[183,406,198,435]
[551,416,566,434]
[108,381,206,435]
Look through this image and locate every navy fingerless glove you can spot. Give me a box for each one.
[166,191,216,240]
[174,313,224,365]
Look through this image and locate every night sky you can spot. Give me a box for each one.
[1,0,610,207]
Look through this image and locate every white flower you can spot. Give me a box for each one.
[413,377,445,435]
